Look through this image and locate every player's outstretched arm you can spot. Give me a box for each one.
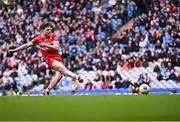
[9,42,33,53]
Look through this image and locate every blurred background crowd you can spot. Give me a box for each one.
[0,0,179,95]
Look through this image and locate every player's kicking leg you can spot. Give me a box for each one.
[43,71,63,96]
[52,60,83,83]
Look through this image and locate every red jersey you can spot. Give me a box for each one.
[32,33,60,59]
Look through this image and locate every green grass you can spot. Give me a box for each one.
[0,94,180,121]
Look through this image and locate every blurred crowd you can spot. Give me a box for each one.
[83,0,180,90]
[0,0,138,93]
[0,0,179,95]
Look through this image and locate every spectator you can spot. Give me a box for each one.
[154,65,160,73]
[122,78,131,88]
[138,73,144,83]
[114,75,123,89]
[157,73,163,81]
[134,57,143,68]
[131,82,140,94]
[85,80,93,90]
[167,69,177,81]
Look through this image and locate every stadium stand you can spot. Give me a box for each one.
[0,0,179,95]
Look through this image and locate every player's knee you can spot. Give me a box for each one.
[56,71,61,76]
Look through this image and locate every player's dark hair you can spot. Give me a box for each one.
[40,22,52,30]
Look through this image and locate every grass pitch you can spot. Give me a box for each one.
[0,94,179,121]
